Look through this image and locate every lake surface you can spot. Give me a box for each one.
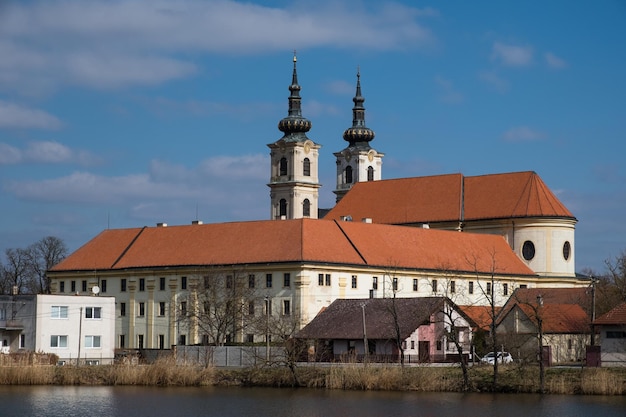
[0,385,624,417]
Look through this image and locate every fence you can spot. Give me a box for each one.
[175,345,286,367]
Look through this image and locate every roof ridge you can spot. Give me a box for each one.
[333,220,368,264]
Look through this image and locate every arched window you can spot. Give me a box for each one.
[303,158,310,176]
[303,199,310,217]
[367,166,374,181]
[279,157,288,176]
[279,199,287,218]
[345,166,353,184]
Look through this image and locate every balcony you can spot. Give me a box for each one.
[0,320,24,330]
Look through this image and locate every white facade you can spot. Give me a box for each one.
[268,139,321,219]
[34,295,116,364]
[334,148,384,202]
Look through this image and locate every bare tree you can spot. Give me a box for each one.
[382,262,406,366]
[26,236,68,294]
[1,248,30,294]
[181,271,257,346]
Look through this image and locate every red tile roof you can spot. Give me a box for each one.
[460,305,501,331]
[594,302,626,325]
[325,171,575,224]
[514,303,590,334]
[50,219,536,277]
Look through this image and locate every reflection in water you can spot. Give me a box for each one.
[1,385,625,417]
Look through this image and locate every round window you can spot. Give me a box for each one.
[522,240,535,261]
[563,241,571,261]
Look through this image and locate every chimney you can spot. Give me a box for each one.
[156,222,168,227]
[192,220,203,225]
[361,218,372,224]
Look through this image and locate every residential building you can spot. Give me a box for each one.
[0,294,115,364]
[593,302,626,366]
[296,297,476,363]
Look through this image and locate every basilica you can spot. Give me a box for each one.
[47,55,587,349]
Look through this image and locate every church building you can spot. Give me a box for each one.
[47,56,587,350]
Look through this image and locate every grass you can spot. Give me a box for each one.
[1,361,625,395]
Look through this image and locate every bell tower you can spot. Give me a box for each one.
[268,54,321,219]
[334,70,383,202]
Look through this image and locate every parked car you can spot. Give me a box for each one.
[481,351,513,364]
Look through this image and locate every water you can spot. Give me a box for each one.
[0,385,624,417]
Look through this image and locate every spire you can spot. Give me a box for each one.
[277,51,311,142]
[343,68,375,147]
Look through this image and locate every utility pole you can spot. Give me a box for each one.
[590,275,597,345]
[361,303,368,364]
[265,296,270,363]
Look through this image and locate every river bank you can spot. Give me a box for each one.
[1,360,625,395]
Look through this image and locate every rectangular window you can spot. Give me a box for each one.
[139,278,145,291]
[486,282,492,295]
[82,280,87,292]
[283,273,291,287]
[160,277,166,291]
[351,275,357,289]
[450,280,456,294]
[101,279,107,293]
[283,300,291,315]
[85,307,101,319]
[50,335,68,348]
[436,340,442,351]
[372,277,378,290]
[121,279,127,292]
[503,283,509,296]
[248,274,255,288]
[203,276,210,289]
[181,276,187,290]
[59,281,65,292]
[392,277,398,291]
[413,279,418,291]
[180,301,187,316]
[606,331,626,338]
[120,302,126,317]
[432,279,438,293]
[226,275,233,289]
[178,335,186,346]
[568,339,572,350]
[325,274,331,286]
[84,335,101,348]
[411,340,415,350]
[51,306,68,319]
[266,299,272,315]
[158,334,165,349]
[318,273,324,286]
[19,334,25,349]
[138,302,145,317]
[266,274,273,288]
[246,334,254,343]
[159,302,166,316]
[138,334,144,349]
[119,334,125,349]
[520,284,527,289]
[248,301,255,315]
[71,280,76,293]
[469,281,474,294]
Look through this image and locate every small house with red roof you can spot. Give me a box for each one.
[495,287,591,364]
[593,302,626,367]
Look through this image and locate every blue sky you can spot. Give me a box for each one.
[0,0,624,273]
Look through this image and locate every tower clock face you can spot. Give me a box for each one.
[304,143,311,153]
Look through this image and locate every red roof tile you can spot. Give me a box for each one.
[460,305,501,331]
[50,219,536,277]
[594,302,626,325]
[514,303,590,333]
[325,171,575,224]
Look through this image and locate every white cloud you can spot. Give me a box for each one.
[0,100,62,129]
[501,126,546,142]
[545,52,568,69]
[434,75,464,104]
[491,42,533,67]
[5,154,269,206]
[0,0,437,94]
[0,140,100,165]
[479,71,509,93]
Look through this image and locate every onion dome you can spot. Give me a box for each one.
[343,70,375,148]
[278,53,312,142]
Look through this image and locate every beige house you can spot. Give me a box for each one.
[594,302,626,367]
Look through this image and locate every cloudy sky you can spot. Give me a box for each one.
[0,0,624,273]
